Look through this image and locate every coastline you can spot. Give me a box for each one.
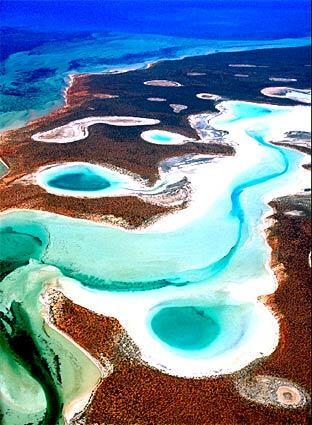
[1,35,310,133]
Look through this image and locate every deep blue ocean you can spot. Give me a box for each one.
[2,0,310,39]
[0,0,310,130]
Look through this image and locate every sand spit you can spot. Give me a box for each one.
[261,87,311,104]
[32,116,160,144]
[143,79,183,87]
[41,286,108,423]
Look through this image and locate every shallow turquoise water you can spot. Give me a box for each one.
[148,303,253,358]
[0,221,48,263]
[150,306,220,350]
[219,102,286,125]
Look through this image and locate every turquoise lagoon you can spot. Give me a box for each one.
[36,163,134,197]
[0,101,310,419]
[149,303,252,358]
[151,306,221,351]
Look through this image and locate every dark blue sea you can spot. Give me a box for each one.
[2,0,310,39]
[0,0,310,129]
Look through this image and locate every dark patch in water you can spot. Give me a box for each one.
[0,27,95,61]
[47,171,111,191]
[68,47,178,71]
[21,67,57,82]
[0,302,63,424]
[0,223,48,279]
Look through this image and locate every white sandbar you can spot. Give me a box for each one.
[229,64,266,68]
[32,116,160,144]
[147,97,167,102]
